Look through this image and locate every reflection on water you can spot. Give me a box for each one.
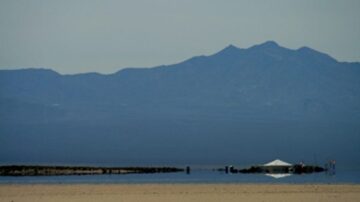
[0,168,359,184]
[265,173,292,179]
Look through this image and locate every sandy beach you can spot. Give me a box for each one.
[0,184,359,202]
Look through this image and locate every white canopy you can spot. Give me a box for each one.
[264,159,292,166]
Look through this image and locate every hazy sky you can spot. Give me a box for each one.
[0,0,359,74]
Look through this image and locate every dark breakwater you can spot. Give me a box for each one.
[0,165,184,176]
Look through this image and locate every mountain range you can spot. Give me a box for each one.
[1,41,360,166]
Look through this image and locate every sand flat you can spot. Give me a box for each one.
[0,184,359,202]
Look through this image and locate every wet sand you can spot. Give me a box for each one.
[1,184,359,202]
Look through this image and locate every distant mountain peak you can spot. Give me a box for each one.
[297,46,337,63]
[221,44,241,52]
[213,44,242,57]
[297,46,315,52]
[225,44,238,49]
[250,41,281,50]
[258,40,279,47]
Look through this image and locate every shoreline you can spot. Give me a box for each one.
[1,182,360,185]
[1,184,360,202]
[1,181,360,185]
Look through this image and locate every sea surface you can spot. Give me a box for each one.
[1,167,359,184]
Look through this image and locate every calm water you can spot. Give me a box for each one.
[1,168,360,184]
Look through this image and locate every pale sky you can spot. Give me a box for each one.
[0,0,359,74]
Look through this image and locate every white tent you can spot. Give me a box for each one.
[264,159,292,167]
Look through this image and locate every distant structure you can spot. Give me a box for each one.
[260,159,292,173]
[186,166,191,174]
[325,160,336,175]
[238,158,326,175]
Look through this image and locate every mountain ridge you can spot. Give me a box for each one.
[1,41,360,166]
[1,41,354,76]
